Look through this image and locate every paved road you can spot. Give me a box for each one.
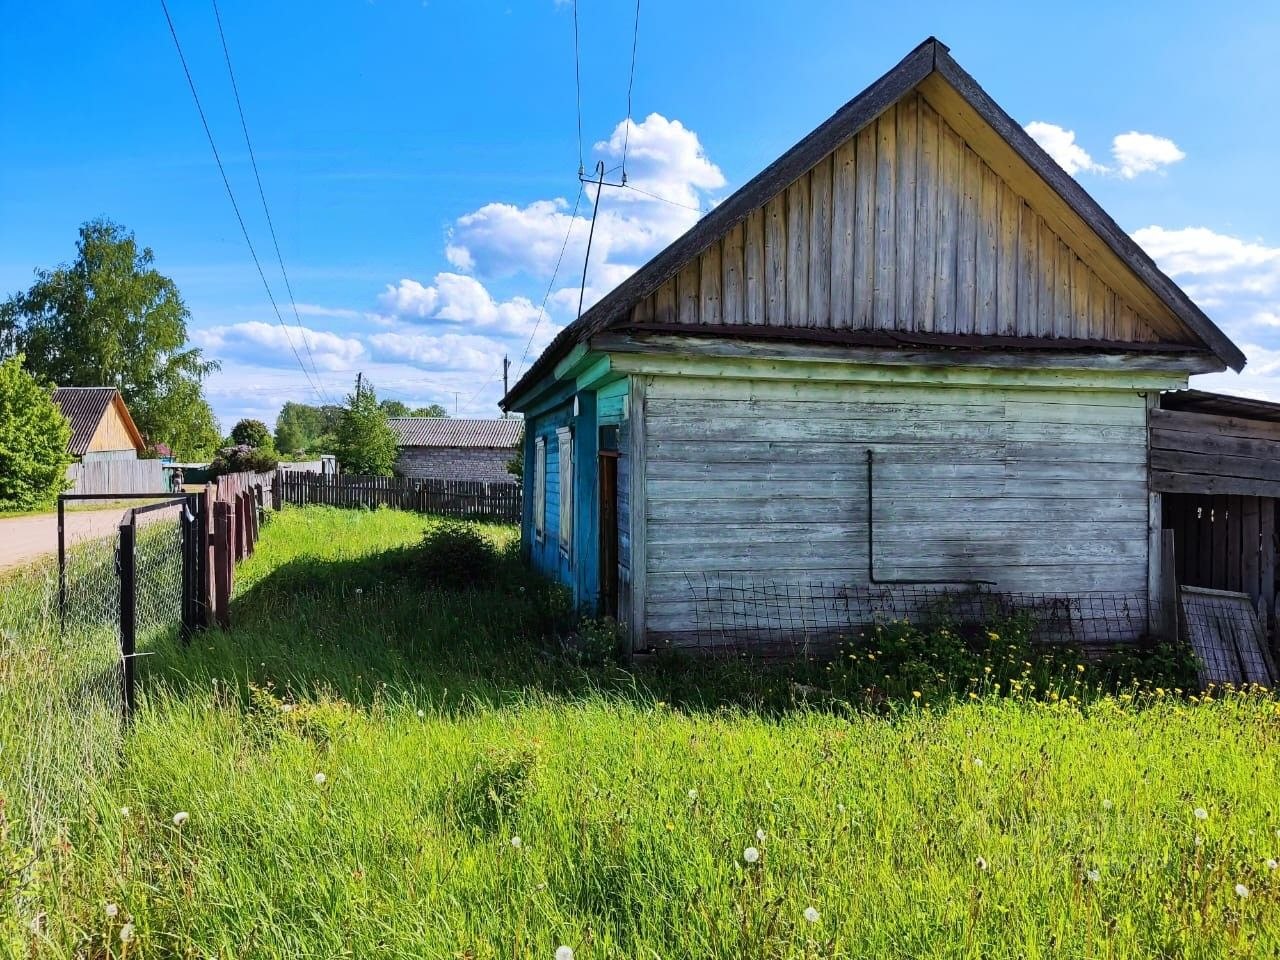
[0,507,141,571]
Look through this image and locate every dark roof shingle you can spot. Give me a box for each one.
[388,417,523,449]
[52,387,120,456]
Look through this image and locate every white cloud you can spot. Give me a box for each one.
[194,321,366,372]
[1025,123,1185,180]
[365,331,509,373]
[1025,122,1104,176]
[1111,132,1185,179]
[378,273,548,337]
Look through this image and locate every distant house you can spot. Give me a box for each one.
[388,417,522,482]
[53,387,147,462]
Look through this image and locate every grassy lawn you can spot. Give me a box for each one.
[3,507,1280,958]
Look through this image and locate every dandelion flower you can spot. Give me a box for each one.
[119,923,135,943]
[1086,868,1100,883]
[972,757,984,768]
[687,788,698,801]
[975,856,989,871]
[1236,883,1251,898]
[119,806,130,818]
[1194,807,1209,821]
[313,772,327,785]
[555,947,574,960]
[416,709,425,718]
[510,836,523,849]
[912,690,922,699]
[756,828,767,842]
[1267,858,1278,870]
[1101,799,1113,811]
[743,846,760,864]
[105,903,119,918]
[172,811,189,827]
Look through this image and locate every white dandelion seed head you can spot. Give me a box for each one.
[355,587,363,594]
[119,922,135,943]
[972,757,984,768]
[105,903,119,918]
[743,846,760,864]
[1195,835,1205,847]
[975,856,989,871]
[687,788,698,801]
[416,709,425,718]
[837,803,846,814]
[756,828,766,842]
[1267,858,1279,870]
[1236,883,1251,898]
[313,772,327,785]
[119,806,130,818]
[555,947,574,960]
[1194,807,1209,820]
[1101,799,1113,811]
[803,906,820,923]
[28,914,43,935]
[172,811,189,827]
[1086,868,1101,883]
[510,835,522,849]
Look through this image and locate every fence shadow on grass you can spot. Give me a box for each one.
[136,543,835,716]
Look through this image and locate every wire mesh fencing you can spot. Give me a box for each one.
[679,573,1150,656]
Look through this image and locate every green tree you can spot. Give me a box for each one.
[379,399,411,418]
[334,379,398,476]
[275,401,342,454]
[0,219,220,458]
[411,404,448,418]
[0,355,72,511]
[231,418,272,449]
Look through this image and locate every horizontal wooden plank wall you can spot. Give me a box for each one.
[1150,408,1280,497]
[66,458,166,495]
[630,92,1177,346]
[640,374,1151,644]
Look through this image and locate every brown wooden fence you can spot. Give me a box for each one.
[276,472,522,522]
[201,471,270,629]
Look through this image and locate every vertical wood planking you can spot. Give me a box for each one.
[934,124,960,333]
[1016,200,1038,336]
[873,110,897,328]
[654,278,676,324]
[853,124,877,328]
[831,140,856,327]
[894,97,918,331]
[628,376,648,652]
[1071,254,1090,339]
[1037,217,1055,337]
[975,162,998,333]
[700,242,722,325]
[764,196,787,325]
[786,176,810,325]
[1054,239,1072,338]
[996,181,1018,335]
[808,155,833,327]
[744,209,765,325]
[954,145,978,334]
[721,222,744,324]
[677,260,700,325]
[632,294,654,326]
[914,101,938,331]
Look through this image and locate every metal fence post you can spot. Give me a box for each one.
[118,514,137,724]
[179,501,196,645]
[57,495,67,632]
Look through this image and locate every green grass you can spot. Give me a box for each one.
[3,506,1280,958]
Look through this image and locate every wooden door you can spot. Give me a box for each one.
[598,451,619,618]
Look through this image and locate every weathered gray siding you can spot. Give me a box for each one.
[395,446,516,483]
[639,372,1151,644]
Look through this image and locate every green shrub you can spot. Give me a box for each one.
[0,355,71,511]
[569,616,626,665]
[415,520,498,589]
[208,443,279,477]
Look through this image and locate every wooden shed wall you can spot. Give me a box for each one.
[637,371,1152,644]
[87,399,142,455]
[629,92,1176,345]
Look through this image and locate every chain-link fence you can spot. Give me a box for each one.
[0,495,194,857]
[680,573,1150,656]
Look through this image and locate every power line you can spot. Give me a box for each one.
[620,0,640,183]
[572,0,585,176]
[210,0,333,405]
[158,0,326,405]
[514,183,585,382]
[622,181,703,213]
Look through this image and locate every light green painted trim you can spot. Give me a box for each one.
[575,355,615,392]
[605,350,1189,393]
[553,344,592,381]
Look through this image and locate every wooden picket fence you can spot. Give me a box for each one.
[276,471,522,523]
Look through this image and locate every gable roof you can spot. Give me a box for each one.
[388,417,523,449]
[503,37,1243,409]
[52,386,146,456]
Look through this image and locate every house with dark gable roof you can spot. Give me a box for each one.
[388,417,523,482]
[52,387,147,461]
[500,37,1248,655]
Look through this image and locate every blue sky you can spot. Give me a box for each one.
[3,1,1280,428]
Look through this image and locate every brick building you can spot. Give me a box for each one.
[389,417,523,482]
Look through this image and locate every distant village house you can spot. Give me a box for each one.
[389,417,523,482]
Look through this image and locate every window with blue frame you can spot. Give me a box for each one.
[556,426,573,560]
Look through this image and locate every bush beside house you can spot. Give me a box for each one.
[0,355,72,511]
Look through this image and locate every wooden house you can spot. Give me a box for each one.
[500,38,1246,654]
[53,387,146,462]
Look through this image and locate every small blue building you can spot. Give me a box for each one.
[500,38,1243,656]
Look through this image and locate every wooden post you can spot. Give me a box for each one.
[213,501,232,629]
[1160,529,1178,643]
[203,484,215,627]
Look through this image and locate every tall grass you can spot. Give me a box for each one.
[3,506,1279,958]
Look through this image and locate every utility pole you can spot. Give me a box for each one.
[355,371,363,401]
[454,392,459,415]
[502,354,510,416]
